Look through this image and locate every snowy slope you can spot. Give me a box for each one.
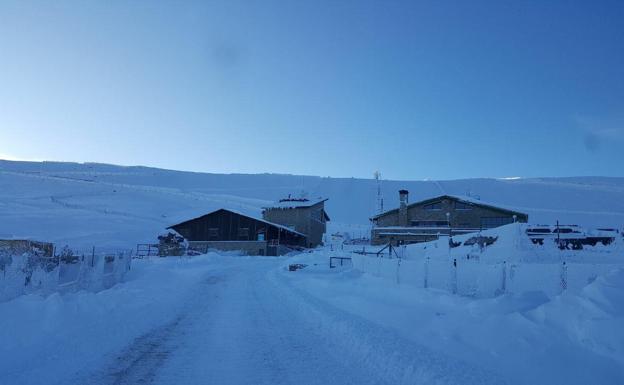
[1,160,623,249]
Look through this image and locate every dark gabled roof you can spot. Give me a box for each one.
[370,194,528,221]
[167,208,307,237]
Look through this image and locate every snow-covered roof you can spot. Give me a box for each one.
[167,208,307,237]
[264,197,328,209]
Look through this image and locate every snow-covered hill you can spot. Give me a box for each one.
[1,160,623,249]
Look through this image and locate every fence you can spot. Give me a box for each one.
[329,256,353,269]
[136,243,159,258]
[352,255,622,298]
[0,250,132,303]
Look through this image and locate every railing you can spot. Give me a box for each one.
[329,256,353,268]
[136,243,159,258]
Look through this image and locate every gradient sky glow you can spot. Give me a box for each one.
[1,0,623,180]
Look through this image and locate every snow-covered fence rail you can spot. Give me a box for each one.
[352,255,623,298]
[0,251,132,302]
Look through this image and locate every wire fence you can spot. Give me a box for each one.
[0,248,132,303]
[352,254,623,298]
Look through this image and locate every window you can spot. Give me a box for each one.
[527,228,551,234]
[257,232,265,241]
[480,217,513,229]
[553,228,581,234]
[208,228,219,237]
[454,201,472,210]
[311,209,325,223]
[238,227,249,237]
[423,202,442,210]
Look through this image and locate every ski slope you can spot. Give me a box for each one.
[1,159,624,249]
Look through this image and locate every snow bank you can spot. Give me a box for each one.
[0,254,222,385]
[0,252,131,302]
[279,251,624,384]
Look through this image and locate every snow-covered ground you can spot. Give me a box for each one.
[1,253,622,385]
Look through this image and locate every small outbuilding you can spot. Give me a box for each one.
[370,191,528,245]
[168,209,307,256]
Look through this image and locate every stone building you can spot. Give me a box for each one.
[370,191,528,245]
[262,197,330,248]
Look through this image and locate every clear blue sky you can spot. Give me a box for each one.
[1,0,623,180]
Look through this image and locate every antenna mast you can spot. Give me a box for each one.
[374,171,384,214]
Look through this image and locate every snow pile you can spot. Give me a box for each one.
[279,251,624,384]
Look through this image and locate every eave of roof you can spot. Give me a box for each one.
[167,208,307,237]
[370,194,528,220]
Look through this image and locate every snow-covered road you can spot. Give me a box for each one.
[72,259,501,385]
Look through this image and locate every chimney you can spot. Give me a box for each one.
[399,189,409,227]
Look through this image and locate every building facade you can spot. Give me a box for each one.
[262,197,330,248]
[370,191,528,245]
[168,209,307,256]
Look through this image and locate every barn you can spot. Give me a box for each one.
[167,209,307,256]
[370,190,528,245]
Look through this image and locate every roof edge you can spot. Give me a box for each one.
[370,194,528,220]
[167,208,307,237]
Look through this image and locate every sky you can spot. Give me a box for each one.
[0,0,623,180]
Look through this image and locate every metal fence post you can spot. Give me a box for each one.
[501,261,507,294]
[560,261,568,292]
[424,257,429,288]
[451,258,458,294]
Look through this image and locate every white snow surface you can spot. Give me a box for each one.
[1,160,624,249]
[1,253,622,385]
